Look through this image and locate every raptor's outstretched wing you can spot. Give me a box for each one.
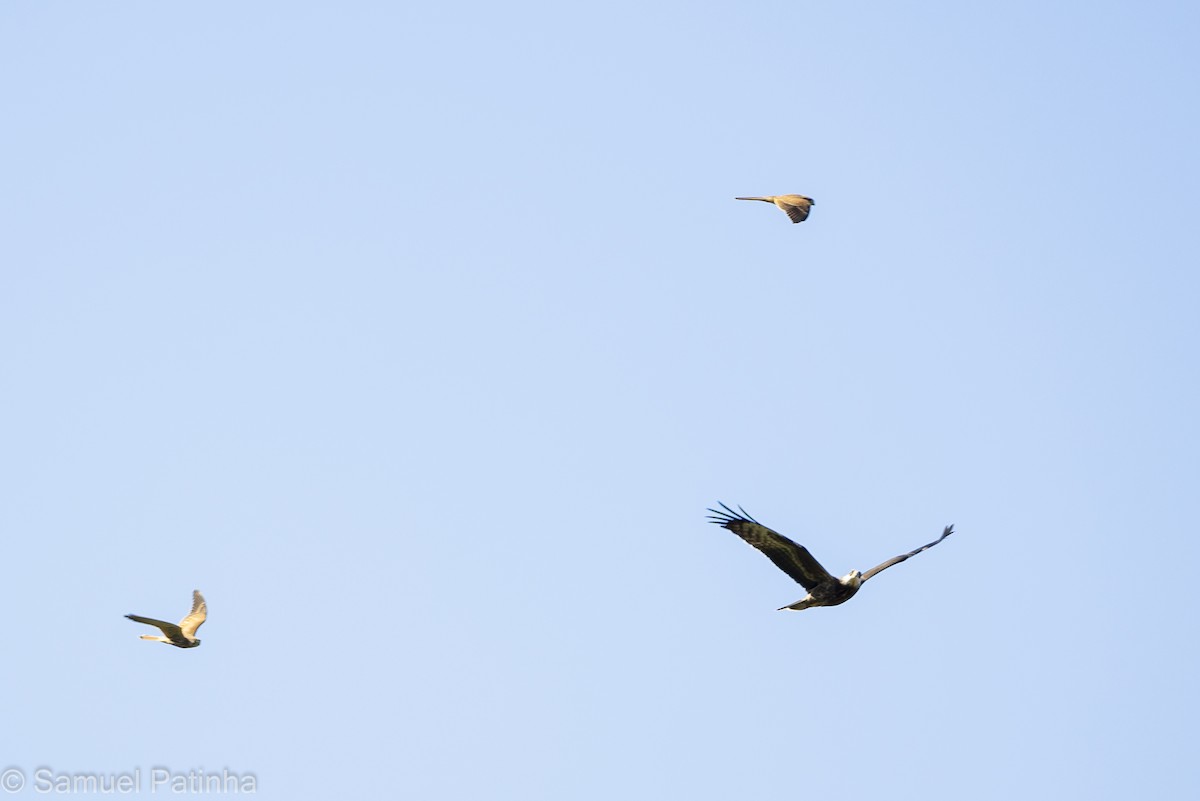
[125,614,186,643]
[860,525,955,583]
[707,503,835,590]
[178,590,207,639]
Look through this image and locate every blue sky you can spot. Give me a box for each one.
[2,2,1198,798]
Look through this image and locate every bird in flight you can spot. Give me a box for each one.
[735,194,815,223]
[707,504,953,610]
[125,590,207,648]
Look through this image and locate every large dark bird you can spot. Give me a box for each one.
[707,504,954,610]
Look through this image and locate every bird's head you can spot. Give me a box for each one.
[840,570,862,588]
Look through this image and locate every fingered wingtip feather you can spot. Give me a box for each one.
[706,502,761,526]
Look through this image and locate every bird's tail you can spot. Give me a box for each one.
[735,197,771,202]
[779,598,816,611]
[139,635,166,642]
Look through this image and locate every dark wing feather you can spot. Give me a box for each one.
[860,525,954,583]
[782,203,810,223]
[707,503,834,590]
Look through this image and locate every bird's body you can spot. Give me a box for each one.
[735,194,815,224]
[783,571,862,611]
[707,504,953,611]
[126,590,207,648]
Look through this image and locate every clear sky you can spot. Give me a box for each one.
[2,2,1198,799]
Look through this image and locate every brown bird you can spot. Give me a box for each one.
[735,194,815,224]
[125,590,207,648]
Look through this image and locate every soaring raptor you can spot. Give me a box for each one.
[707,504,953,610]
[735,194,815,223]
[126,590,207,648]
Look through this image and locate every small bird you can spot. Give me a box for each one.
[126,590,207,648]
[735,194,815,223]
[707,503,953,610]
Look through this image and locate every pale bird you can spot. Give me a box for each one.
[708,504,953,610]
[126,590,207,648]
[735,194,815,223]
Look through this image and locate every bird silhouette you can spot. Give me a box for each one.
[708,504,953,610]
